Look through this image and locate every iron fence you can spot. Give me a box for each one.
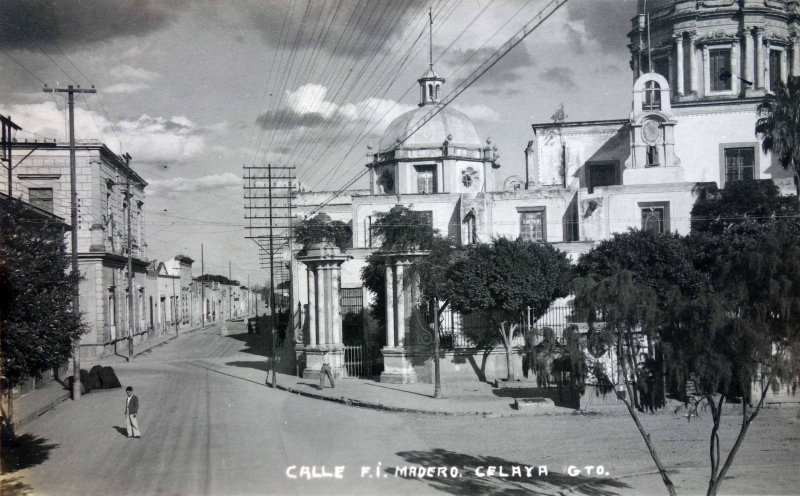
[437,304,581,350]
[343,344,382,378]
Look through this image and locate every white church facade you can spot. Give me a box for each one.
[289,0,797,384]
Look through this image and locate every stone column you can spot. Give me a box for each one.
[702,45,710,95]
[297,242,350,381]
[307,268,316,346]
[755,28,764,89]
[781,49,788,85]
[793,37,800,77]
[331,267,342,344]
[744,27,754,89]
[731,40,740,95]
[317,267,327,345]
[385,264,395,347]
[395,263,406,346]
[689,33,699,95]
[675,33,685,96]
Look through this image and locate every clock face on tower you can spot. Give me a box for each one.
[642,119,662,145]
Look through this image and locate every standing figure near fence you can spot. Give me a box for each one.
[320,348,335,389]
[124,386,141,439]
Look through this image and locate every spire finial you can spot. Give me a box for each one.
[429,6,433,70]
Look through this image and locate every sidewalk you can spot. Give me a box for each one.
[268,371,574,417]
[9,322,215,433]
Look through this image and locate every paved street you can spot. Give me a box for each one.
[2,321,798,496]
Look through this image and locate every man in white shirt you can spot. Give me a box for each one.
[320,348,335,389]
[125,386,141,439]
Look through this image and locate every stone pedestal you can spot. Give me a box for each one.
[380,347,418,384]
[302,346,345,380]
[297,241,350,378]
[379,251,431,384]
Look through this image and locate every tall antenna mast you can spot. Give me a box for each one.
[429,6,433,69]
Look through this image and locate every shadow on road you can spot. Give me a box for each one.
[113,426,128,437]
[225,360,269,372]
[389,448,630,496]
[227,331,270,357]
[0,433,59,473]
[0,476,34,496]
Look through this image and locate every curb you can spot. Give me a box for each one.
[273,382,490,416]
[271,382,574,418]
[11,390,71,432]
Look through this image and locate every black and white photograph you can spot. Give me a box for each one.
[1,0,799,495]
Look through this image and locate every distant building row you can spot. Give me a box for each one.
[1,140,258,359]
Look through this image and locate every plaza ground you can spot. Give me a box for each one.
[1,321,798,496]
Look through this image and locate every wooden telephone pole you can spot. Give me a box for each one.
[43,84,96,400]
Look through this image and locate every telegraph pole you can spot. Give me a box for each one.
[123,153,135,361]
[201,244,205,328]
[44,84,96,400]
[1,114,22,196]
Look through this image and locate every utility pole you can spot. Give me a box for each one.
[229,261,232,319]
[201,244,205,328]
[122,153,135,361]
[1,114,22,196]
[267,163,277,387]
[44,84,96,400]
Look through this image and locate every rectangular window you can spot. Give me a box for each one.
[518,207,546,242]
[769,49,782,91]
[417,210,433,227]
[415,165,437,194]
[725,147,755,183]
[640,202,670,233]
[654,57,669,84]
[587,162,617,193]
[709,48,732,91]
[28,188,54,213]
[646,145,660,167]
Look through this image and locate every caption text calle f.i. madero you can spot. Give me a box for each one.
[284,464,607,480]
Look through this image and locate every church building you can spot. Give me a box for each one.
[290,0,798,384]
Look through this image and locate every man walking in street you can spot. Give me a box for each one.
[320,348,335,389]
[125,386,141,439]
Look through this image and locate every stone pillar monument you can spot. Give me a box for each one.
[297,242,350,381]
[380,251,431,384]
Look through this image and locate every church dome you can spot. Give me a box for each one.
[378,104,483,153]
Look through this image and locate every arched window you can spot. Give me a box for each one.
[427,84,433,100]
[644,81,661,111]
[435,84,440,101]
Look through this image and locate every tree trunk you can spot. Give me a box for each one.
[500,322,517,382]
[617,336,676,496]
[433,299,441,399]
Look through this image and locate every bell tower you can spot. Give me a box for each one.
[418,7,445,107]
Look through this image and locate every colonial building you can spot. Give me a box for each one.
[290,0,797,384]
[1,140,149,359]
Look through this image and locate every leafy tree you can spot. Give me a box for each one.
[447,238,571,382]
[294,213,352,254]
[370,205,434,252]
[575,206,800,496]
[574,270,676,494]
[0,201,86,417]
[756,76,800,195]
[196,274,240,286]
[361,205,435,333]
[690,180,799,235]
[408,236,463,398]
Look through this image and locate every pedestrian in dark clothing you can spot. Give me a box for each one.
[125,386,141,438]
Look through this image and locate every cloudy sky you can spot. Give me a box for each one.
[0,0,636,285]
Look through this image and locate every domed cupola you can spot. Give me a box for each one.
[418,66,445,106]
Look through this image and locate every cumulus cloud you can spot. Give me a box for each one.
[234,0,427,59]
[442,45,536,88]
[100,64,160,94]
[147,172,240,198]
[0,0,186,50]
[565,0,636,53]
[539,66,578,90]
[451,103,500,122]
[0,101,207,165]
[256,84,414,133]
